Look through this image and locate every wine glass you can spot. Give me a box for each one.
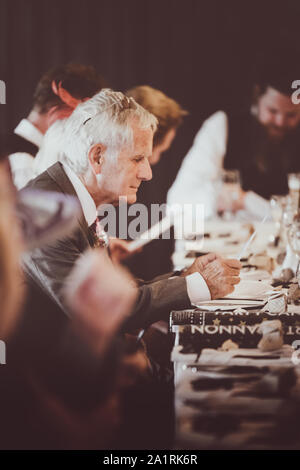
[288,173,300,207]
[270,195,286,246]
[219,169,241,219]
[288,218,300,285]
[282,196,298,244]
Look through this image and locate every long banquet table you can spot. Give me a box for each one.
[170,217,300,449]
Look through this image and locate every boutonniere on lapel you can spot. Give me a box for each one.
[90,217,109,249]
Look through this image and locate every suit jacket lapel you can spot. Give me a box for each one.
[46,162,91,241]
[47,162,77,196]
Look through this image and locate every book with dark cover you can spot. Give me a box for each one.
[170,308,300,350]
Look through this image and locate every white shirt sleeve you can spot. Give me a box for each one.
[167,111,228,219]
[244,191,271,219]
[9,152,35,189]
[32,119,67,178]
[186,272,211,304]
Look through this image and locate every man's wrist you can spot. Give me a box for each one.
[179,266,195,277]
[186,272,211,304]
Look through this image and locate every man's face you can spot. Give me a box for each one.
[99,122,153,204]
[257,86,300,139]
[149,128,177,166]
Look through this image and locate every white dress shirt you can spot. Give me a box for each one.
[62,164,97,227]
[32,118,68,178]
[63,163,211,305]
[9,119,44,189]
[167,111,270,219]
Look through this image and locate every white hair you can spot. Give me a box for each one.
[52,89,158,176]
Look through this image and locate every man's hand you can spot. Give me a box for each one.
[109,238,141,263]
[182,253,241,299]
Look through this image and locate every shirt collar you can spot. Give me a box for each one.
[14,119,44,148]
[62,163,97,226]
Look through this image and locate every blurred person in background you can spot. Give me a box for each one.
[6,63,107,189]
[123,85,188,281]
[168,48,300,219]
[0,160,24,338]
[126,85,188,166]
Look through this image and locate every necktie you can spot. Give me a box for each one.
[89,217,109,249]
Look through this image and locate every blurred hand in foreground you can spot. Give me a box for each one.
[64,249,137,354]
[109,238,142,263]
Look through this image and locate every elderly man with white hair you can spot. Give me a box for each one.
[23,89,241,331]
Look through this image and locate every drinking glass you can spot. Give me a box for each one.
[288,218,300,285]
[220,169,241,219]
[288,173,300,207]
[282,195,298,244]
[270,195,286,246]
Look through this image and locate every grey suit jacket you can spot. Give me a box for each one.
[23,162,191,330]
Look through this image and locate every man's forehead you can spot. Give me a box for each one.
[132,123,153,141]
[133,126,153,147]
[116,124,153,162]
[264,86,300,111]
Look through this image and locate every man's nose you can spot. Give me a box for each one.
[138,159,152,181]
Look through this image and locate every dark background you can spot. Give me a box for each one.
[1,0,300,277]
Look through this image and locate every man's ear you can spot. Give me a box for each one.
[88,143,107,175]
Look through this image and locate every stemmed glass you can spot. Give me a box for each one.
[282,196,298,245]
[270,195,286,246]
[287,217,300,285]
[288,173,300,207]
[219,169,241,220]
